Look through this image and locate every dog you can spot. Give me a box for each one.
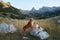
[22,18,34,36]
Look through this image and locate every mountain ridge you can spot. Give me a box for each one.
[0,1,30,19]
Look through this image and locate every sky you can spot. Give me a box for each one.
[3,0,60,10]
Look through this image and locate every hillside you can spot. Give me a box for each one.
[0,1,30,19]
[0,16,60,40]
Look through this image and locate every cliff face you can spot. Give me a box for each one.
[0,1,10,8]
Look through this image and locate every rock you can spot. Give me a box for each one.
[57,19,60,24]
[30,26,49,40]
[37,31,49,40]
[0,23,16,33]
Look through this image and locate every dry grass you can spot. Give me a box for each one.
[0,16,60,40]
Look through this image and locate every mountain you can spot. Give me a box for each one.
[20,7,60,19]
[20,9,30,15]
[0,1,30,19]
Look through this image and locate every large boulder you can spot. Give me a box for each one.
[30,26,49,40]
[0,23,16,33]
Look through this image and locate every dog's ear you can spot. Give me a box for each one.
[30,18,34,21]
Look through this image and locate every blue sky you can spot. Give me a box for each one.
[4,0,60,10]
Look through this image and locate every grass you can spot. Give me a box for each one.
[0,16,60,40]
[0,32,41,40]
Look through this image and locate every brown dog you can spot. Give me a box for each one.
[22,18,34,36]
